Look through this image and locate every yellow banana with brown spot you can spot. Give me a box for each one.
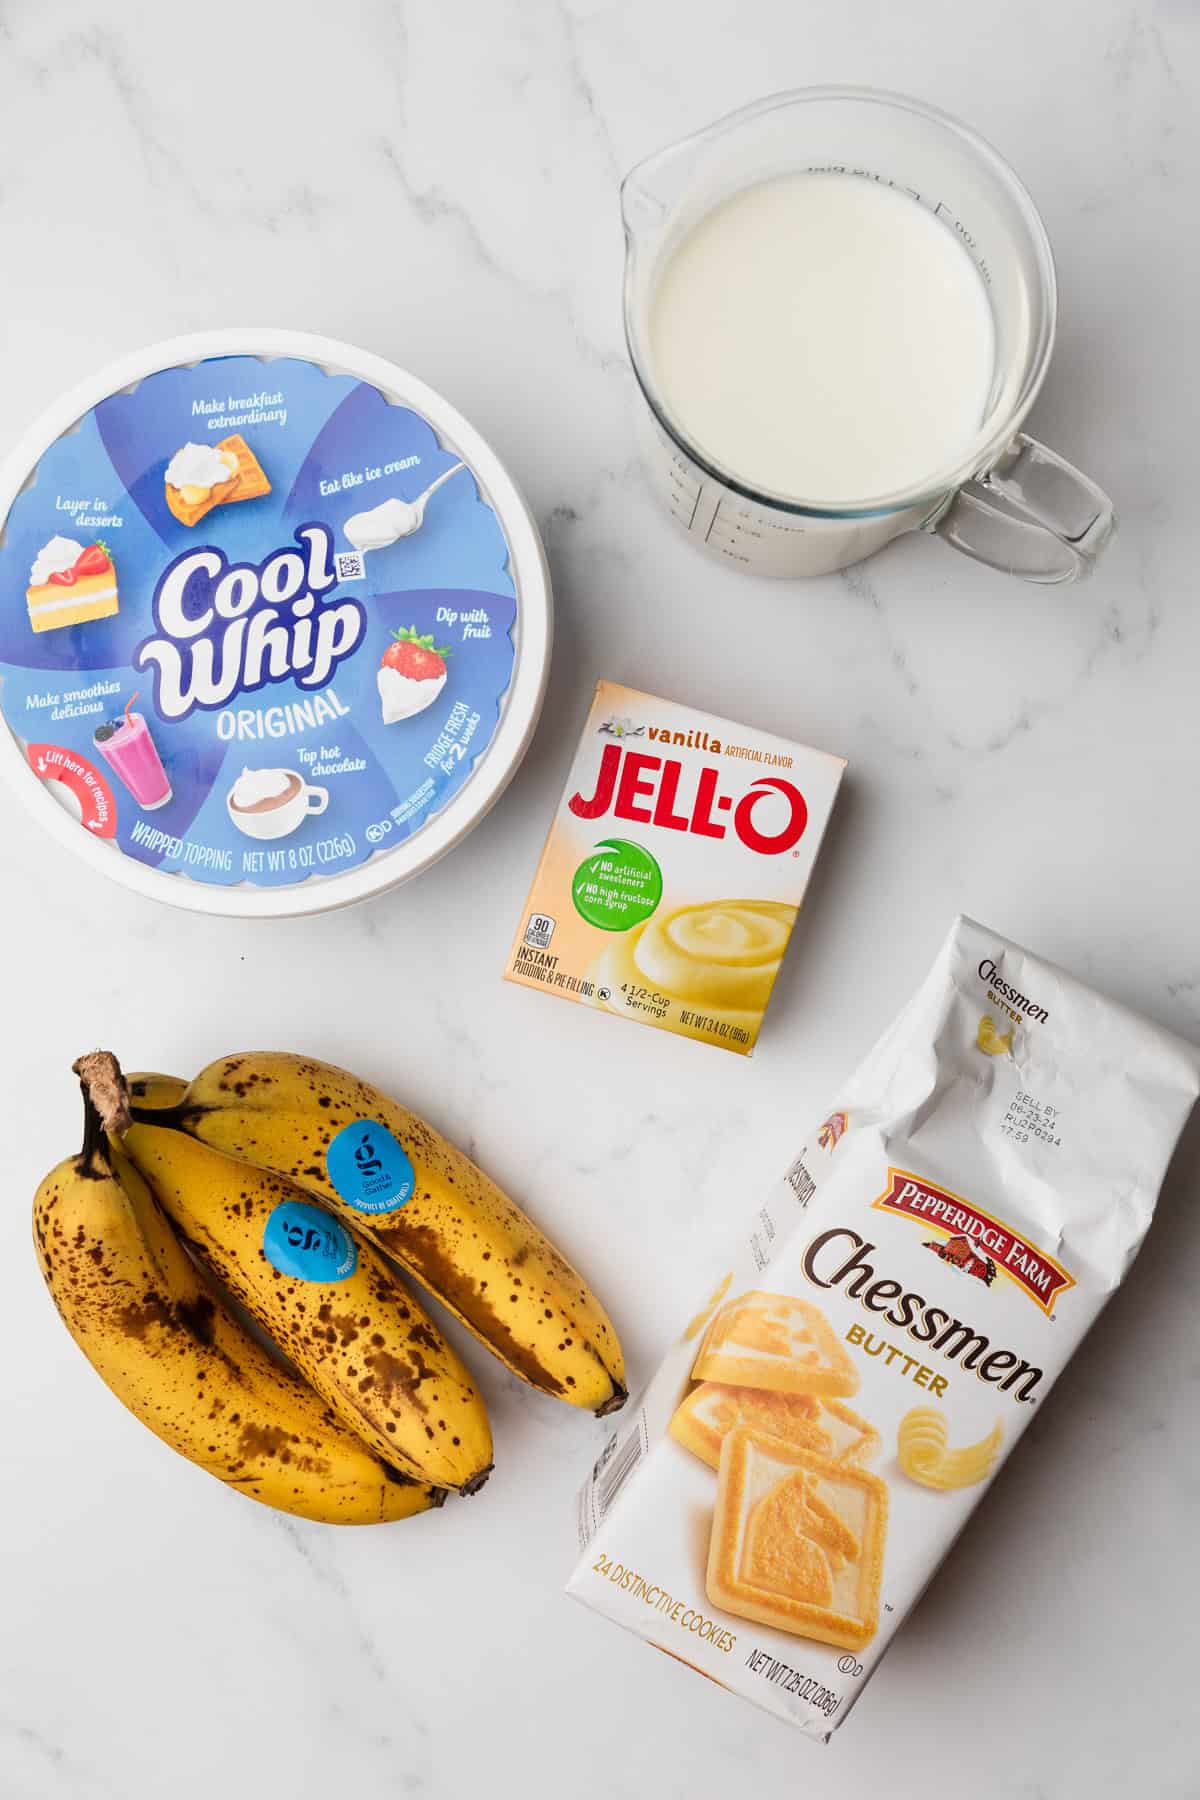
[115,1067,493,1496]
[34,1069,442,1525]
[134,1052,627,1416]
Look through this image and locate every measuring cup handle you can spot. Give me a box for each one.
[930,435,1116,585]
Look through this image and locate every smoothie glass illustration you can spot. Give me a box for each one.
[94,693,172,810]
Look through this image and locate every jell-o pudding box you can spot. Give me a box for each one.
[505,682,845,1054]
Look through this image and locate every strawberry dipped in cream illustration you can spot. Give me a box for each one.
[377,625,452,724]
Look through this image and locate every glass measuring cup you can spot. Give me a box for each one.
[622,88,1114,583]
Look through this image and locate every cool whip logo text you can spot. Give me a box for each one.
[568,744,809,855]
[136,524,365,721]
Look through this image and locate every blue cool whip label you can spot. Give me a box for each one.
[0,356,517,887]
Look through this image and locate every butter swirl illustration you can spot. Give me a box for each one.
[591,899,797,1044]
[897,1408,1003,1490]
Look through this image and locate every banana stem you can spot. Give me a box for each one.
[77,1086,111,1179]
[72,1051,132,1169]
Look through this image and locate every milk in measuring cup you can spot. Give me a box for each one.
[649,172,995,504]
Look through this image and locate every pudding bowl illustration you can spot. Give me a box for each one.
[226,767,329,842]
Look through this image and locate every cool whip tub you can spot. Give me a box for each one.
[505,683,845,1054]
[0,331,551,917]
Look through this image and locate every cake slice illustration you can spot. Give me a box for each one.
[164,434,271,527]
[25,536,119,633]
[706,1428,888,1651]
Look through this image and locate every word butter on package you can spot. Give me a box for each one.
[568,917,1200,1738]
[505,681,845,1054]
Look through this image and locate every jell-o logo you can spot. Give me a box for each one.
[568,742,809,856]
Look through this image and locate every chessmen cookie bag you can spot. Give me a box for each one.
[568,915,1200,1739]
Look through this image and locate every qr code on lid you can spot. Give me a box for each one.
[334,550,365,581]
[524,913,556,950]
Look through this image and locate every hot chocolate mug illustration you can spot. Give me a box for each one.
[225,767,329,841]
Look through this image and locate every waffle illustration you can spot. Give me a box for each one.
[692,1291,860,1398]
[707,1427,888,1651]
[165,434,271,527]
[670,1382,878,1472]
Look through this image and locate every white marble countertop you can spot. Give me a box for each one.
[3,3,1198,1795]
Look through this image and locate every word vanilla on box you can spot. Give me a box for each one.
[567,917,1200,1738]
[504,682,846,1054]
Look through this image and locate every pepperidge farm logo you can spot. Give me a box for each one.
[873,1169,1075,1315]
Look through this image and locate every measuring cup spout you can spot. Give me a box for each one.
[619,160,668,241]
[619,119,720,244]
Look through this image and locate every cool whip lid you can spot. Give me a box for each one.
[0,331,551,917]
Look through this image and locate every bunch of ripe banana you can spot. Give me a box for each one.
[33,1050,625,1526]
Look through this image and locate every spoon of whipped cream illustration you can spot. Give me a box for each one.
[344,462,467,552]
